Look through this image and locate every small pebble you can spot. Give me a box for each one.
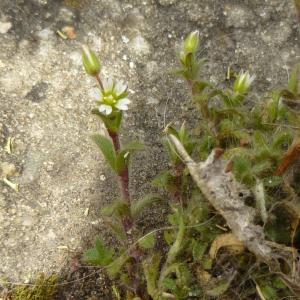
[0,21,12,34]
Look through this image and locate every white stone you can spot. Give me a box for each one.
[122,35,130,44]
[36,28,53,40]
[0,21,12,34]
[130,35,150,56]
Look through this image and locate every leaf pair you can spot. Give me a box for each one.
[92,134,143,175]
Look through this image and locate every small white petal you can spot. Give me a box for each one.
[119,98,131,105]
[99,104,113,115]
[89,88,102,100]
[103,77,114,91]
[115,98,131,110]
[114,81,127,96]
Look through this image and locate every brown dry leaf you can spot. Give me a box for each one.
[196,269,212,285]
[275,137,300,176]
[209,233,245,259]
[62,26,77,39]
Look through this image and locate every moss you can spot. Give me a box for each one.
[12,274,58,300]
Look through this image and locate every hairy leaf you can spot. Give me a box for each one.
[131,194,162,218]
[205,281,231,297]
[83,238,114,266]
[107,253,130,278]
[138,232,156,249]
[143,253,161,299]
[91,134,116,171]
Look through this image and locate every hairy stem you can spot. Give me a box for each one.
[96,73,104,91]
[108,130,131,204]
[173,163,185,206]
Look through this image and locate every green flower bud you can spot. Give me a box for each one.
[183,30,200,54]
[233,71,255,95]
[82,45,101,76]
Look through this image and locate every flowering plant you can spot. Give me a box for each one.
[81,32,300,299]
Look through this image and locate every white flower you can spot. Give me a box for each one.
[115,98,131,110]
[89,88,101,100]
[102,77,114,91]
[233,71,255,94]
[114,81,127,96]
[90,77,131,115]
[99,104,113,115]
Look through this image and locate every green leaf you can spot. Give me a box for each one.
[83,238,114,266]
[91,134,116,171]
[202,256,213,270]
[205,281,231,297]
[107,253,130,278]
[271,130,293,150]
[138,232,156,249]
[260,285,277,300]
[272,276,286,289]
[165,209,185,265]
[115,150,130,175]
[92,109,122,133]
[131,194,162,218]
[199,134,217,160]
[152,171,176,190]
[252,161,273,176]
[164,230,175,245]
[194,81,212,94]
[143,254,161,299]
[101,201,130,218]
[232,155,255,186]
[263,176,283,187]
[164,124,195,164]
[102,217,127,241]
[162,278,177,291]
[265,92,283,123]
[192,241,207,262]
[287,64,300,95]
[122,140,145,152]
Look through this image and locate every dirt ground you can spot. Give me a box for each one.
[0,0,299,298]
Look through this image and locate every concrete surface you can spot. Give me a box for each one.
[0,0,299,283]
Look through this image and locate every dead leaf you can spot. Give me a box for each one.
[62,26,77,39]
[275,137,300,175]
[4,137,13,154]
[2,178,19,192]
[209,233,245,259]
[196,269,211,285]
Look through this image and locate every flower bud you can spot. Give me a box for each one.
[183,30,200,54]
[233,71,255,95]
[82,45,101,76]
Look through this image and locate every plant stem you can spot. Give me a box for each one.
[96,73,104,91]
[108,130,121,151]
[106,122,144,296]
[108,130,131,204]
[173,163,185,206]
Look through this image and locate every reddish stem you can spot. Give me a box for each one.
[96,73,104,91]
[108,130,121,152]
[108,130,131,205]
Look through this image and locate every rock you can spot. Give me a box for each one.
[224,4,254,28]
[36,28,53,40]
[58,7,75,23]
[158,0,177,6]
[260,22,292,45]
[0,21,12,34]
[129,34,151,57]
[0,162,17,178]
